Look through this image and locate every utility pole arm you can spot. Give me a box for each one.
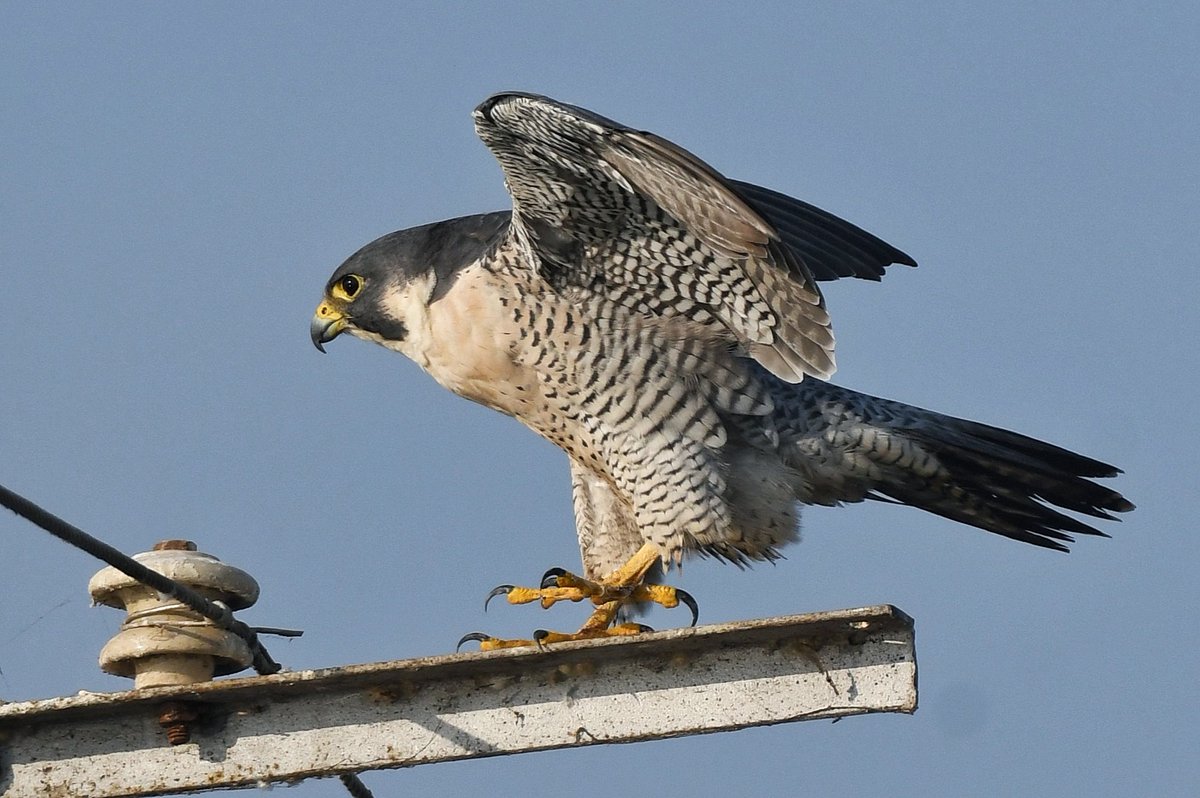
[0,606,916,797]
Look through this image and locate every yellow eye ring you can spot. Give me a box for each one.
[332,274,363,301]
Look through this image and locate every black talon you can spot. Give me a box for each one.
[540,567,568,588]
[484,584,514,612]
[634,623,654,633]
[532,629,551,650]
[457,632,491,651]
[675,589,699,627]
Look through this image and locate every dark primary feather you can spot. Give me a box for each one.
[731,181,917,281]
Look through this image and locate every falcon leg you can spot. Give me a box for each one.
[461,543,698,651]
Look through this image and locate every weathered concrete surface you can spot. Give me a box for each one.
[0,605,916,797]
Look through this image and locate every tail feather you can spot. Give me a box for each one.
[906,422,1133,518]
[780,382,1134,551]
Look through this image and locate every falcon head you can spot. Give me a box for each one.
[311,212,510,353]
[310,232,416,353]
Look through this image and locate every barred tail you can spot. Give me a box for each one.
[784,383,1135,551]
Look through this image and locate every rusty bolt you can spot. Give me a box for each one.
[152,539,198,552]
[158,701,200,745]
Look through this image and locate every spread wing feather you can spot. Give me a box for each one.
[473,92,914,382]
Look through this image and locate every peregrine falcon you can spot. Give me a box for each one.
[312,93,1132,648]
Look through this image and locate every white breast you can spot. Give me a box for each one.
[378,266,541,418]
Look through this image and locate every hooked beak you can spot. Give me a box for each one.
[311,301,348,353]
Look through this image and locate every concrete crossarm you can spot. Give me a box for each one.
[0,605,916,797]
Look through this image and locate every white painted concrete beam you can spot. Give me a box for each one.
[0,605,916,797]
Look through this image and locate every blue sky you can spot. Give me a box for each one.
[2,4,1197,796]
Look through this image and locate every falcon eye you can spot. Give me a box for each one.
[335,274,362,300]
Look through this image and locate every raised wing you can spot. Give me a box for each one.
[473,92,912,381]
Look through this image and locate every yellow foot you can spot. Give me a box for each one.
[483,567,698,622]
[458,544,698,652]
[457,622,654,652]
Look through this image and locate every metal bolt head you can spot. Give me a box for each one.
[153,540,198,551]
